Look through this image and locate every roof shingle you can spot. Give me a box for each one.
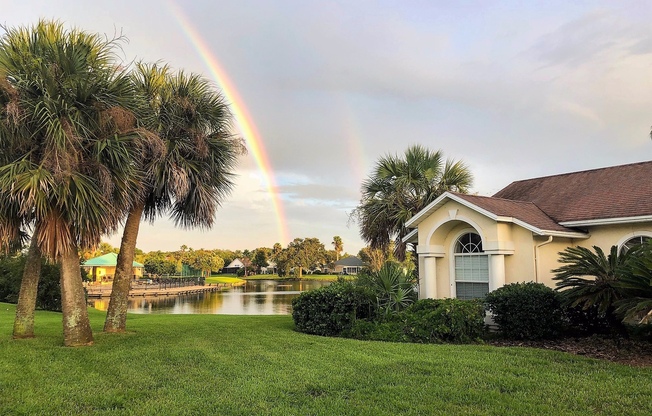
[492,161,652,223]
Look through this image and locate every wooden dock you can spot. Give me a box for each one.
[86,283,227,298]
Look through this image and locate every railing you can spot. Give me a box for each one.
[147,276,205,289]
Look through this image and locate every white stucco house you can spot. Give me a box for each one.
[222,258,245,274]
[404,161,652,300]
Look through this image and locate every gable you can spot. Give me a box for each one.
[405,192,587,239]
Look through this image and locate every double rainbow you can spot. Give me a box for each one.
[169,2,290,245]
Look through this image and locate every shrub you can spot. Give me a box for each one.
[562,304,613,336]
[403,298,485,343]
[0,255,62,311]
[344,298,485,344]
[345,319,408,342]
[485,282,564,340]
[356,262,417,315]
[292,280,376,336]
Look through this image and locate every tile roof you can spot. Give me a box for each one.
[492,161,652,223]
[450,193,576,232]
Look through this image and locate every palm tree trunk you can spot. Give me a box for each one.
[59,247,93,347]
[13,237,42,338]
[104,202,144,332]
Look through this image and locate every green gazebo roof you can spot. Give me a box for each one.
[83,252,143,268]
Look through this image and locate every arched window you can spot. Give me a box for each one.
[454,232,489,300]
[621,235,651,254]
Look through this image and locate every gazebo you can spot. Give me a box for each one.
[82,253,144,283]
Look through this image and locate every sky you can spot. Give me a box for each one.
[2,0,652,255]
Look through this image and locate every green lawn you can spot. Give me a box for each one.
[204,276,246,285]
[242,274,344,281]
[0,303,650,415]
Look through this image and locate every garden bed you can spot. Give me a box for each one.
[488,336,652,367]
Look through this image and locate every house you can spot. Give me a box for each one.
[82,253,144,283]
[261,261,277,275]
[333,256,365,275]
[404,161,652,300]
[222,258,245,274]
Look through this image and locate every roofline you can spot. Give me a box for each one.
[405,192,589,239]
[402,229,418,243]
[559,215,652,227]
[496,160,652,191]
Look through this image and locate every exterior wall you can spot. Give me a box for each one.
[532,236,574,287]
[83,265,144,282]
[333,265,361,275]
[416,201,652,300]
[582,223,652,251]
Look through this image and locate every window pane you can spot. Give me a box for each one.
[456,282,489,300]
[455,255,489,282]
[622,236,650,254]
[455,233,483,253]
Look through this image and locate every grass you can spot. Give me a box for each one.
[204,276,246,285]
[0,303,651,415]
[241,274,344,281]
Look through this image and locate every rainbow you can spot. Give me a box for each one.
[168,2,290,245]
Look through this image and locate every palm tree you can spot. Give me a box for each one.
[353,145,473,260]
[552,245,628,316]
[103,64,243,332]
[615,241,652,324]
[332,236,343,261]
[0,20,142,346]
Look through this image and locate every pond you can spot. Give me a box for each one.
[87,279,331,315]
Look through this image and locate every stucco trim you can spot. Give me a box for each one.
[407,192,589,239]
[402,229,418,243]
[425,215,487,248]
[615,231,652,251]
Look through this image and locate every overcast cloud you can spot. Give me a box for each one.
[2,0,651,254]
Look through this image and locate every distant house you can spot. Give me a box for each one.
[333,256,365,275]
[82,253,144,283]
[404,161,652,300]
[222,258,245,274]
[261,261,277,275]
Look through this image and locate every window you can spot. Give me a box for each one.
[621,235,651,254]
[454,232,489,300]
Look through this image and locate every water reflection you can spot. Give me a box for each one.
[88,279,330,315]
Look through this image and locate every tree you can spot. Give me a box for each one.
[282,238,327,278]
[332,236,343,261]
[187,249,224,278]
[0,20,141,345]
[252,249,269,274]
[104,64,243,332]
[352,145,473,260]
[143,251,177,276]
[358,246,387,273]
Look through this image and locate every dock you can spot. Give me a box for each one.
[85,283,228,298]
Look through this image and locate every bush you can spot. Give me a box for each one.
[562,304,614,336]
[0,255,62,311]
[344,298,485,344]
[485,282,564,340]
[356,262,417,315]
[345,319,408,342]
[403,298,485,343]
[292,280,376,336]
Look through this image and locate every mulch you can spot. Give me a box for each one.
[487,336,652,367]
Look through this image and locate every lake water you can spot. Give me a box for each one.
[87,279,331,315]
